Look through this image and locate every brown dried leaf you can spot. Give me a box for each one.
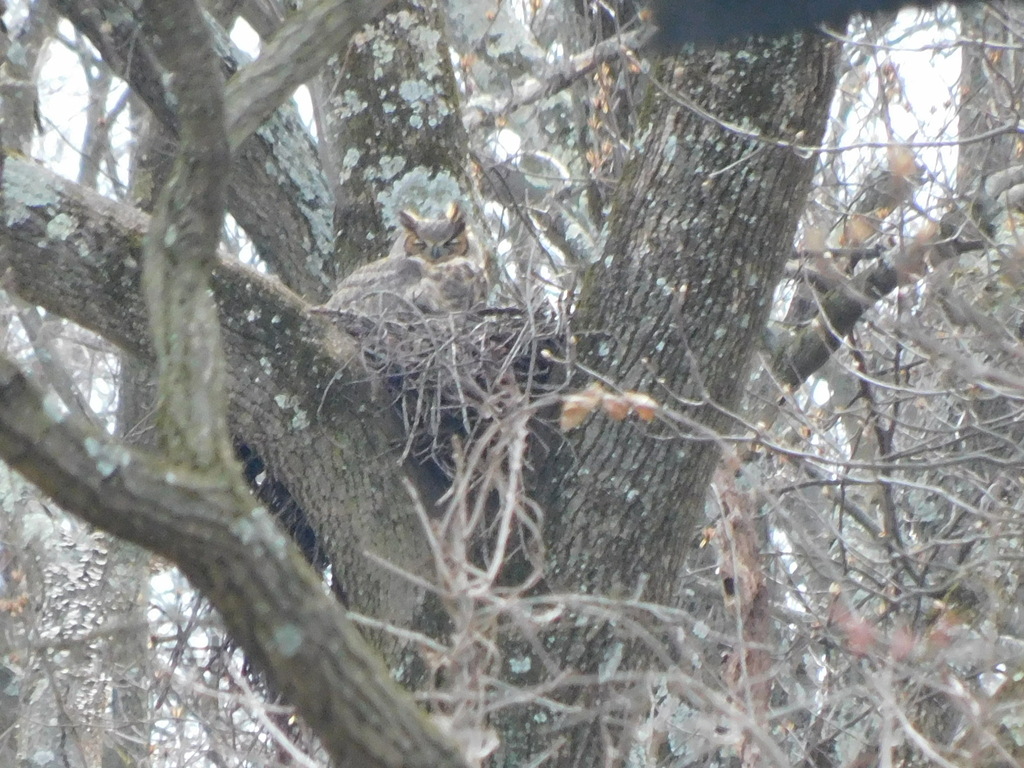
[626,392,658,421]
[559,383,605,431]
[602,395,630,421]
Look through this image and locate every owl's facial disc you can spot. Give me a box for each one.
[405,236,427,256]
[446,233,468,257]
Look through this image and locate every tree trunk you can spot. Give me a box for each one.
[502,35,839,766]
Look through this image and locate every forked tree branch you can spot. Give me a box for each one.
[0,354,467,768]
[0,153,442,657]
[772,193,999,388]
[462,28,647,131]
[52,0,374,299]
[0,0,463,760]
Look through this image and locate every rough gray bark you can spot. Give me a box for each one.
[0,355,467,768]
[40,0,449,635]
[0,7,154,765]
[108,359,159,767]
[0,156,442,648]
[554,35,838,607]
[503,35,839,766]
[53,0,368,299]
[223,0,391,152]
[0,0,466,763]
[318,0,474,275]
[2,15,842,764]
[0,0,53,154]
[8,2,1024,764]
[140,0,233,468]
[958,1,1024,180]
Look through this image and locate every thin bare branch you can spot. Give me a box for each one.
[462,29,647,132]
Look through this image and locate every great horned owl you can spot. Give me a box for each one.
[323,203,487,316]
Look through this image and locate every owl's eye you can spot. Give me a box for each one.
[405,237,427,254]
[444,234,466,254]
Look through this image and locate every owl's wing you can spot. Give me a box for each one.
[323,257,425,313]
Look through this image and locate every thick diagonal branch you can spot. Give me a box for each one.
[0,355,467,768]
[0,155,442,654]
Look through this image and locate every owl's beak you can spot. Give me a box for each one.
[430,245,444,262]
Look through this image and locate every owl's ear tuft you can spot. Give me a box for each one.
[398,210,420,231]
[446,202,465,224]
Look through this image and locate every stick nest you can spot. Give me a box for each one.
[321,301,568,477]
